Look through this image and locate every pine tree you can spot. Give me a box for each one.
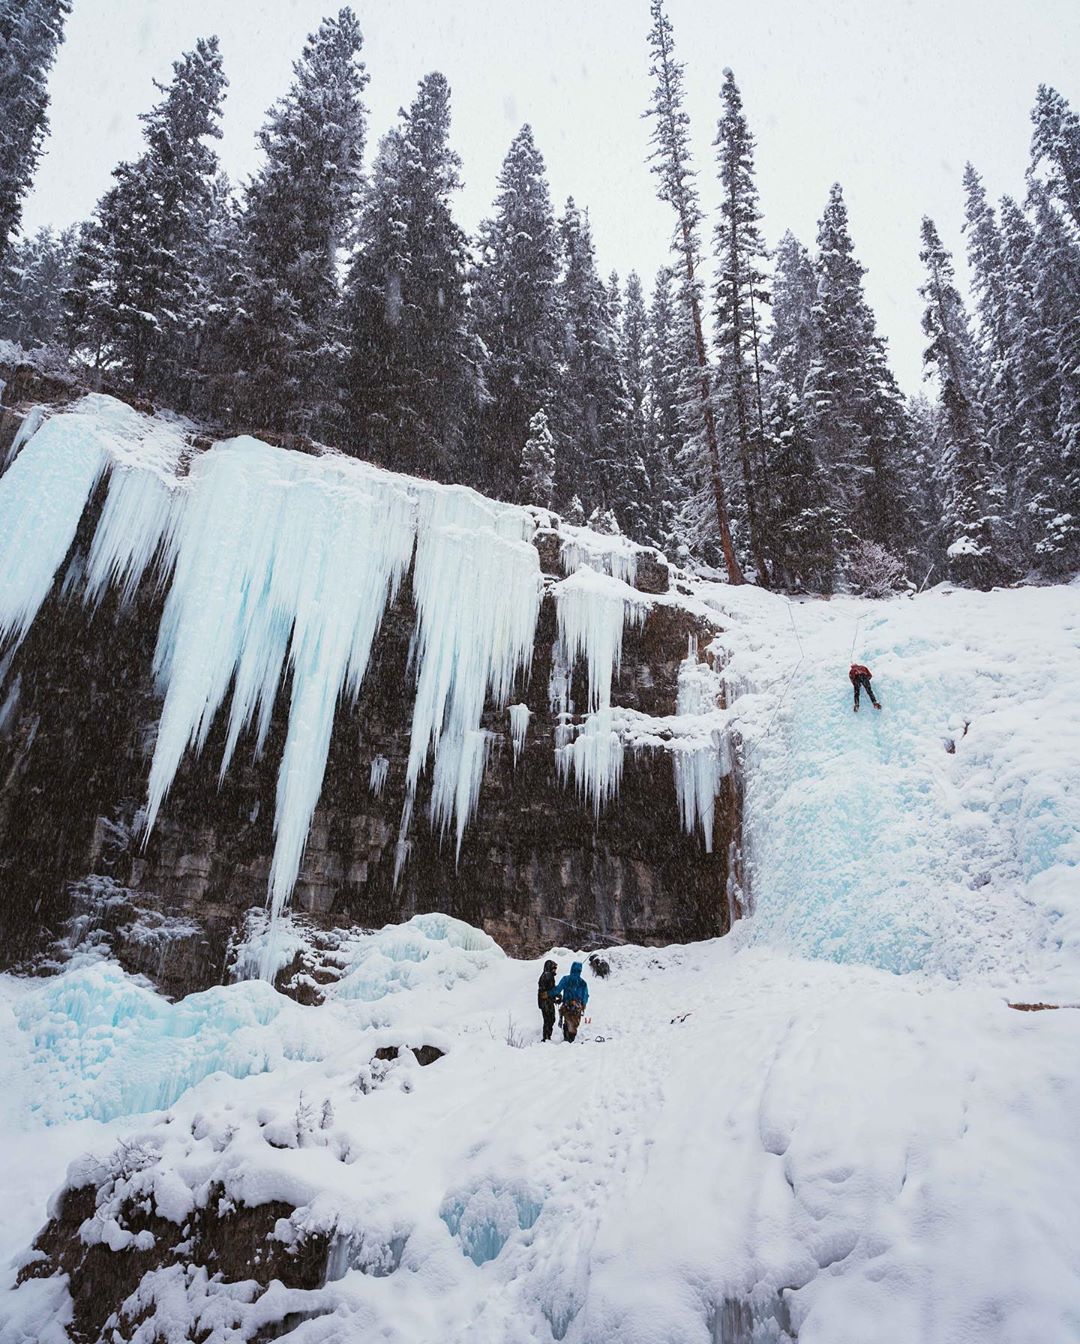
[0,0,71,260]
[645,267,685,551]
[1027,188,1080,570]
[190,173,246,419]
[762,382,840,590]
[471,124,562,500]
[66,38,227,400]
[918,216,1000,587]
[961,163,1021,506]
[760,232,835,587]
[1029,85,1080,230]
[619,271,659,544]
[225,8,368,434]
[644,0,743,583]
[805,184,912,561]
[519,408,556,508]
[998,193,1061,568]
[344,72,480,480]
[712,68,770,583]
[0,223,76,347]
[556,198,630,515]
[767,231,818,396]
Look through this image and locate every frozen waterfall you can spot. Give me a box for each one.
[0,395,733,946]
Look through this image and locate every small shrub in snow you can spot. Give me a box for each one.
[846,541,908,598]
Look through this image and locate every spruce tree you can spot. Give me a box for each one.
[645,267,685,551]
[712,68,770,583]
[767,231,818,397]
[805,184,912,561]
[1029,85,1080,230]
[471,124,562,500]
[344,72,479,480]
[66,38,227,400]
[761,231,835,586]
[763,382,840,590]
[0,0,71,260]
[644,0,743,582]
[226,8,368,433]
[0,223,76,347]
[998,193,1062,568]
[961,163,1021,505]
[556,198,630,515]
[1027,188,1080,570]
[918,216,1000,587]
[620,271,659,544]
[519,408,556,509]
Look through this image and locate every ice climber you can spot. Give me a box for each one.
[553,961,589,1042]
[849,662,882,712]
[537,960,559,1041]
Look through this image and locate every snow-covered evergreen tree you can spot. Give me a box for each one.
[767,231,818,397]
[961,163,1021,510]
[0,0,71,261]
[997,193,1063,569]
[65,37,227,400]
[0,223,76,347]
[1029,84,1080,230]
[1026,188,1080,570]
[618,271,660,544]
[225,8,368,433]
[762,381,840,590]
[344,72,480,480]
[556,198,631,516]
[519,408,555,509]
[918,216,1000,587]
[644,267,685,551]
[644,0,743,582]
[760,231,834,586]
[712,68,770,583]
[471,124,562,500]
[805,184,912,561]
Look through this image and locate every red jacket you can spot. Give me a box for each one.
[849,663,872,683]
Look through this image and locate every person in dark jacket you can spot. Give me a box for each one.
[849,663,882,712]
[537,960,559,1041]
[553,961,589,1042]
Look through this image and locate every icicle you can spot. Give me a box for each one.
[672,742,724,853]
[554,566,646,714]
[508,704,531,763]
[552,567,645,813]
[369,755,389,797]
[559,529,638,587]
[0,414,106,648]
[671,641,731,851]
[136,440,418,940]
[429,728,494,860]
[2,403,47,469]
[556,709,624,818]
[401,511,541,865]
[85,465,180,607]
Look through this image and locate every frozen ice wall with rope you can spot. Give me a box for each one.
[1,397,1079,1342]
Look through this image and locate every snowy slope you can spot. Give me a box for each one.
[1,582,1079,1343]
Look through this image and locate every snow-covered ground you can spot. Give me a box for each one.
[2,581,1080,1342]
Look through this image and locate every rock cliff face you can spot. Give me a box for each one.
[0,375,741,996]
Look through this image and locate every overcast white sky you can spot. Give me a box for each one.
[23,0,1080,391]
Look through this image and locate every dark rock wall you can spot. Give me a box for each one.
[0,394,742,994]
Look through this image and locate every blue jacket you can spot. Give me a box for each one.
[553,962,589,1008]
